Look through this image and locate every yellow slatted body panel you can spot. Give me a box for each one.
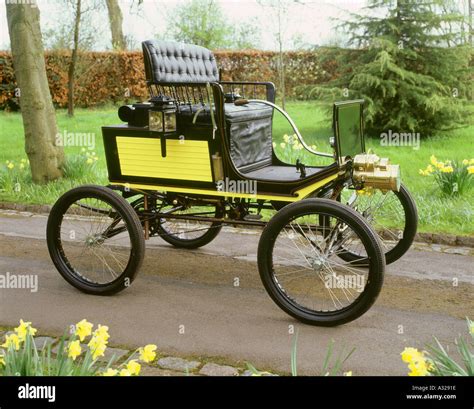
[116,137,213,182]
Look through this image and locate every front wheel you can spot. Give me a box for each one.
[258,198,385,326]
[46,185,145,295]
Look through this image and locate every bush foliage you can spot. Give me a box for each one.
[0,48,345,110]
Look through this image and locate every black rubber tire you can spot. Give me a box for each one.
[338,184,417,265]
[46,185,145,295]
[157,207,223,249]
[257,198,385,326]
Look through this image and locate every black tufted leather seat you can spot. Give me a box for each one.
[142,40,219,84]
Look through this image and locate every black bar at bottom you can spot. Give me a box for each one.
[0,376,472,409]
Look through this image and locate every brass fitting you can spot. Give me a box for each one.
[352,153,401,192]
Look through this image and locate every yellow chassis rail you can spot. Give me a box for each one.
[112,173,338,203]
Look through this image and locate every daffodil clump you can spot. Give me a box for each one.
[82,148,100,165]
[419,156,473,196]
[272,134,318,164]
[0,159,30,194]
[401,318,474,376]
[62,149,100,180]
[0,319,158,376]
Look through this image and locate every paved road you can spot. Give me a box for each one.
[0,210,472,375]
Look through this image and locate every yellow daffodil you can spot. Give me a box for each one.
[2,334,21,351]
[102,368,118,376]
[283,134,290,143]
[279,142,286,149]
[401,347,430,376]
[441,166,453,173]
[87,324,110,360]
[343,371,352,376]
[401,347,424,363]
[430,155,437,166]
[311,145,317,151]
[468,166,474,175]
[462,159,469,165]
[68,340,82,361]
[435,161,444,169]
[426,165,433,173]
[419,169,427,176]
[7,163,14,170]
[126,360,141,376]
[86,158,94,165]
[0,354,5,366]
[119,369,132,376]
[94,325,110,342]
[15,320,37,341]
[470,159,474,165]
[88,336,107,360]
[75,319,93,341]
[408,359,429,376]
[139,344,157,363]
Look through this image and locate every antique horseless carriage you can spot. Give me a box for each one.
[46,40,417,326]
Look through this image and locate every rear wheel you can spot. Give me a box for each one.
[157,203,223,249]
[258,198,385,326]
[338,184,417,265]
[46,185,145,295]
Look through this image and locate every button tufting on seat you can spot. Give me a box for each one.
[142,40,219,84]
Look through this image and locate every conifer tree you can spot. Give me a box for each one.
[310,0,472,136]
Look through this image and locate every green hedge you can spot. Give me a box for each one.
[0,48,345,110]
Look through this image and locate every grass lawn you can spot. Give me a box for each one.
[0,101,472,235]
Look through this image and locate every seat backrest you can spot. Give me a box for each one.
[142,40,219,84]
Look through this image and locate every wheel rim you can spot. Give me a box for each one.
[341,189,406,256]
[56,196,133,286]
[270,211,373,314]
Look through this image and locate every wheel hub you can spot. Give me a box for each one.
[85,234,104,247]
[309,256,326,272]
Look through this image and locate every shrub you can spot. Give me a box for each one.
[0,49,345,110]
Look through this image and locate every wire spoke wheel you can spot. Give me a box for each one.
[258,199,385,326]
[47,185,145,294]
[338,184,417,265]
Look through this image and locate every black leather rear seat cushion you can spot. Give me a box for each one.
[177,103,273,171]
[142,40,219,84]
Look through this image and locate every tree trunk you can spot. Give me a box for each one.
[6,2,65,184]
[106,0,126,50]
[67,0,81,117]
[279,42,286,110]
